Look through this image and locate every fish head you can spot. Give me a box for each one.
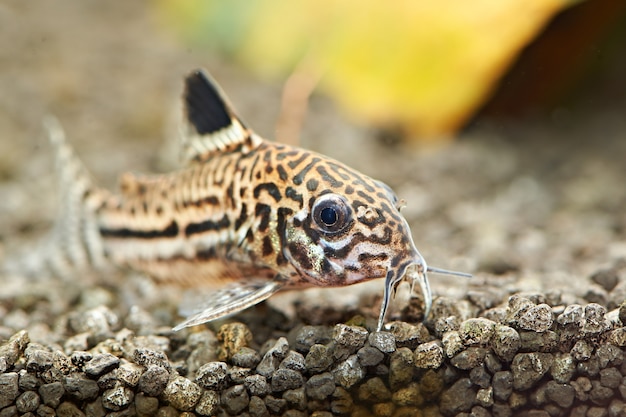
[280,159,430,328]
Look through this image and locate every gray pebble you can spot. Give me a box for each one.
[511,353,554,391]
[221,385,249,415]
[282,387,307,410]
[38,382,64,408]
[607,327,626,347]
[442,330,464,358]
[357,377,391,403]
[137,365,169,396]
[451,347,488,370]
[102,385,134,411]
[505,295,534,324]
[492,370,513,401]
[484,352,503,374]
[162,376,203,411]
[18,370,41,391]
[228,366,251,384]
[600,367,622,388]
[333,324,367,351]
[413,341,444,369]
[577,355,601,377]
[550,353,576,384]
[597,344,622,368]
[69,305,118,335]
[556,304,584,327]
[279,350,306,372]
[583,303,611,335]
[305,344,333,373]
[63,376,99,401]
[25,345,54,374]
[305,372,335,401]
[330,386,353,415]
[440,378,476,415]
[293,326,332,353]
[256,337,289,377]
[368,331,396,354]
[195,361,228,390]
[519,304,554,333]
[114,361,142,387]
[271,368,304,392]
[135,392,159,417]
[572,340,593,361]
[332,354,365,389]
[475,386,493,408]
[590,380,614,405]
[194,390,219,417]
[357,345,384,367]
[519,330,558,352]
[389,347,414,390]
[459,318,496,346]
[386,321,429,349]
[36,405,55,417]
[15,391,40,413]
[545,381,575,408]
[70,351,92,367]
[85,353,120,377]
[469,366,491,388]
[245,374,271,396]
[591,268,619,292]
[249,395,269,417]
[132,348,170,369]
[0,406,17,417]
[490,325,521,362]
[231,346,261,368]
[264,395,287,414]
[57,401,86,417]
[0,330,29,367]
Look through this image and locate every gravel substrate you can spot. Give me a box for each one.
[1,268,625,417]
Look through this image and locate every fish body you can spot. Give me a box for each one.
[22,70,469,331]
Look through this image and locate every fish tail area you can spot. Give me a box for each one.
[10,118,110,278]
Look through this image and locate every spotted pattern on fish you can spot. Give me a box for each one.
[21,70,469,331]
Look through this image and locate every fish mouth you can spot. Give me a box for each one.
[376,255,430,332]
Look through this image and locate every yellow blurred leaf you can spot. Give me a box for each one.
[156,0,575,140]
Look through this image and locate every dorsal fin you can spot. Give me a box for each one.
[181,69,261,163]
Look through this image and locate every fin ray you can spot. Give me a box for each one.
[173,279,283,330]
[181,70,261,163]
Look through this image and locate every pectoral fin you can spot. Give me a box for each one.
[173,279,283,331]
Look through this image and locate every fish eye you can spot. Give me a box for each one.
[312,194,352,233]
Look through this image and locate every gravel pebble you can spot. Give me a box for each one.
[249,395,269,417]
[228,366,251,384]
[442,330,464,358]
[15,391,39,413]
[459,318,496,346]
[357,345,384,367]
[333,324,368,353]
[550,353,576,384]
[135,393,158,417]
[102,385,134,411]
[519,330,558,352]
[583,304,611,335]
[413,341,444,369]
[545,381,576,408]
[264,395,287,414]
[282,387,306,411]
[305,372,335,401]
[271,369,304,392]
[217,322,253,361]
[137,365,168,396]
[194,390,219,417]
[389,348,414,390]
[85,353,120,377]
[231,346,261,368]
[256,337,289,377]
[0,331,29,367]
[368,331,396,354]
[358,377,391,403]
[386,322,429,349]
[332,354,365,389]
[161,376,202,411]
[245,374,271,396]
[195,361,228,390]
[511,353,554,391]
[293,326,332,353]
[279,350,306,372]
[305,344,333,373]
[38,382,64,408]
[57,401,86,417]
[517,304,554,332]
[63,376,99,402]
[451,347,488,370]
[490,325,521,361]
[440,378,476,415]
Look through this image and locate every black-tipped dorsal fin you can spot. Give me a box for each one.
[181,69,261,163]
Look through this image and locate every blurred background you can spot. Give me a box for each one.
[1,0,626,306]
